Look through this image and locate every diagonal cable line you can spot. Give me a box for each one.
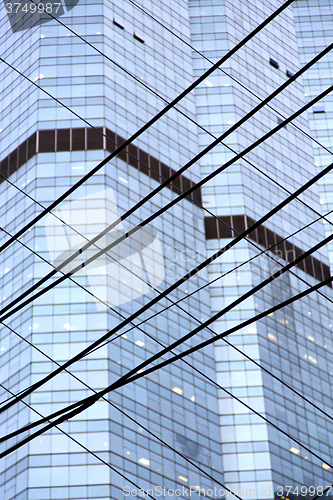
[17,0,333,240]
[0,0,330,490]
[0,330,236,500]
[0,210,333,468]
[2,80,333,324]
[2,23,333,246]
[2,0,332,444]
[2,45,333,320]
[127,0,333,159]
[0,0,294,254]
[2,150,333,414]
[1,36,331,282]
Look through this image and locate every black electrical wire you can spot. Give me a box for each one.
[0,0,294,255]
[2,216,333,474]
[2,145,333,415]
[2,0,332,450]
[0,0,328,484]
[2,55,333,406]
[2,78,333,326]
[2,17,333,246]
[21,0,333,241]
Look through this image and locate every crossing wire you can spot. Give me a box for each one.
[2,24,333,324]
[0,0,330,488]
[0,329,235,500]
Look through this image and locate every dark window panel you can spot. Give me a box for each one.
[106,129,116,153]
[293,245,305,272]
[285,241,296,263]
[286,69,293,78]
[27,132,36,160]
[275,238,285,261]
[313,257,323,282]
[305,255,314,277]
[113,18,124,29]
[322,263,331,283]
[246,216,258,243]
[139,150,149,176]
[39,129,55,153]
[18,142,27,168]
[193,185,202,206]
[128,144,138,169]
[116,135,127,162]
[0,157,8,180]
[87,127,103,150]
[72,128,85,151]
[269,58,279,69]
[182,176,191,197]
[170,169,181,194]
[57,129,70,151]
[232,215,245,236]
[205,217,217,239]
[133,32,145,43]
[149,156,160,182]
[9,149,17,175]
[257,225,267,248]
[218,216,232,238]
[161,162,170,183]
[266,228,276,251]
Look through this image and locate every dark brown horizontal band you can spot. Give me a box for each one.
[0,127,202,206]
[204,214,332,287]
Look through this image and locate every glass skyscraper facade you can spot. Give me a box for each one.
[0,1,333,499]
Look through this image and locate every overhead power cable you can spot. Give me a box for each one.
[12,266,333,463]
[0,0,328,484]
[0,0,293,255]
[2,15,333,249]
[2,78,333,325]
[2,145,333,415]
[19,0,333,241]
